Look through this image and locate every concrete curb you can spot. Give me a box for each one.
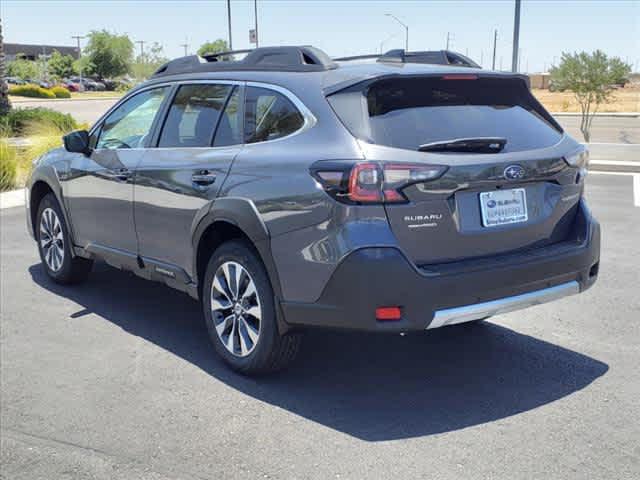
[0,189,26,209]
[10,96,122,104]
[552,112,639,117]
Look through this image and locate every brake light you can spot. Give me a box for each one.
[311,161,447,204]
[441,74,478,80]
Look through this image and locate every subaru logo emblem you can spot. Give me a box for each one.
[504,165,526,180]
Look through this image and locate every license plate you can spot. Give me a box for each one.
[479,188,528,227]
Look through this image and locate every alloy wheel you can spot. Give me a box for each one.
[40,207,65,272]
[211,261,262,357]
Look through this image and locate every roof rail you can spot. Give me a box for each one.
[152,45,337,77]
[333,49,481,68]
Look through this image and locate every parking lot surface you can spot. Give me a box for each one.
[1,173,639,479]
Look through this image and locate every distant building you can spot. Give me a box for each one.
[5,43,80,62]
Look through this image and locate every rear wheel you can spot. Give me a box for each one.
[36,193,93,284]
[202,240,301,374]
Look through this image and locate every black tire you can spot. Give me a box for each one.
[202,240,301,375]
[36,193,93,284]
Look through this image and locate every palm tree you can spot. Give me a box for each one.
[0,18,11,115]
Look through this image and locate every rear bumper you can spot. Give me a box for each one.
[281,200,600,332]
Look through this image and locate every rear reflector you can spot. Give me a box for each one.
[376,306,402,321]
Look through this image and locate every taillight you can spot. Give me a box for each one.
[311,161,447,204]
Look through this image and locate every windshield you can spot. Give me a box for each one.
[328,76,563,153]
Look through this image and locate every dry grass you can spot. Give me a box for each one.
[533,84,640,113]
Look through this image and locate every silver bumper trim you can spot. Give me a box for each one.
[428,281,580,329]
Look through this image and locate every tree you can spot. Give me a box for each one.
[0,18,10,115]
[47,50,76,79]
[197,39,229,57]
[131,42,168,80]
[83,30,134,79]
[6,58,39,81]
[550,51,632,142]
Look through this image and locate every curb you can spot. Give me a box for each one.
[0,189,26,209]
[552,112,639,118]
[10,96,122,103]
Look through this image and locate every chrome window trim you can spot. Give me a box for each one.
[89,79,316,148]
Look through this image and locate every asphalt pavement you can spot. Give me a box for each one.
[1,173,639,479]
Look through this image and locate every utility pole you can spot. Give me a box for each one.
[446,32,451,50]
[135,40,145,59]
[71,35,84,84]
[254,0,259,48]
[227,0,233,50]
[385,14,409,51]
[180,43,189,56]
[511,0,521,72]
[480,50,484,67]
[492,29,497,70]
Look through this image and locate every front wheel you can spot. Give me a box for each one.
[202,241,301,375]
[36,193,93,284]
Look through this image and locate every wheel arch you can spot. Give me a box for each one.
[193,198,290,333]
[29,174,75,247]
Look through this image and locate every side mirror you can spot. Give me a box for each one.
[63,130,91,155]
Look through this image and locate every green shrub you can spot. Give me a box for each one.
[51,86,71,98]
[8,84,56,99]
[0,140,19,192]
[0,108,79,137]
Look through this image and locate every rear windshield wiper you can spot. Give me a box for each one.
[418,137,507,153]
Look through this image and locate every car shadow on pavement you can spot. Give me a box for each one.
[30,262,609,442]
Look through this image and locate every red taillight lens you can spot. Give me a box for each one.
[311,161,447,204]
[348,162,383,202]
[376,306,402,321]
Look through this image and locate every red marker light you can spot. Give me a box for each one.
[376,306,402,321]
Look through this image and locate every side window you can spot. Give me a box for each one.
[244,87,304,144]
[158,84,232,148]
[97,87,168,149]
[213,87,242,147]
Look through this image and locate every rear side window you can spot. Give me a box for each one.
[159,84,232,147]
[244,87,304,143]
[328,76,562,153]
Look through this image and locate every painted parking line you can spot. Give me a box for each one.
[590,171,640,207]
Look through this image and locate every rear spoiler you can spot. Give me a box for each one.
[323,71,531,96]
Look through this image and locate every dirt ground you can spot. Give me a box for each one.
[533,84,640,113]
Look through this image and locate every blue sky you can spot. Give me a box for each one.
[2,0,639,72]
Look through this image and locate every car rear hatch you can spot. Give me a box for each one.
[327,73,587,266]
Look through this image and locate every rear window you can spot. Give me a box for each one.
[328,76,563,153]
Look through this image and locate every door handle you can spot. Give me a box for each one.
[105,168,131,182]
[192,171,217,186]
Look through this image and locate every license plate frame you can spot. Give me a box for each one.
[479,188,528,228]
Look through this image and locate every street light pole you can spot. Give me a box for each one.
[227,0,233,50]
[254,0,259,48]
[511,0,521,72]
[385,14,408,51]
[492,29,497,70]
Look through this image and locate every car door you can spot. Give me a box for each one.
[134,82,243,281]
[64,86,170,260]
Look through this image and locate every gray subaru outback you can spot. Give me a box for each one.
[26,46,600,374]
